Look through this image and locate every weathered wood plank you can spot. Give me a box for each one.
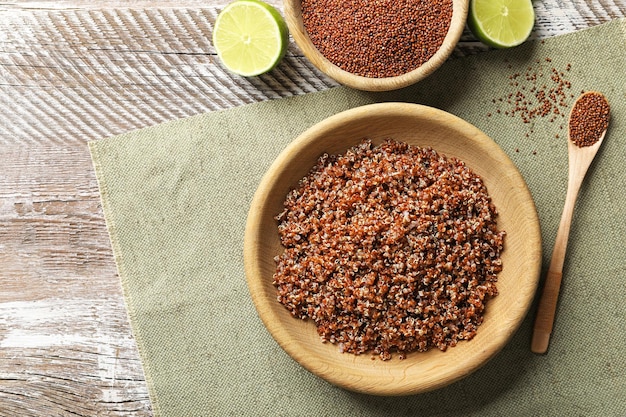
[0,7,336,144]
[0,301,151,415]
[1,1,625,415]
[3,0,282,9]
[0,144,150,415]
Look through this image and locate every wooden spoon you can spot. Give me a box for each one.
[531,91,610,354]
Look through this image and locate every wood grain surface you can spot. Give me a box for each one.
[1,1,624,415]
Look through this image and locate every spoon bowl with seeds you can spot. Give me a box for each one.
[531,91,610,354]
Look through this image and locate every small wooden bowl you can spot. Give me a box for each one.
[244,103,541,395]
[282,0,469,91]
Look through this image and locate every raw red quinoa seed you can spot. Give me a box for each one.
[569,92,610,147]
[301,0,453,78]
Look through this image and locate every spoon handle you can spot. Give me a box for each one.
[531,172,583,354]
[531,269,564,354]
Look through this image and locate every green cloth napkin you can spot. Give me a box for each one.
[90,19,626,417]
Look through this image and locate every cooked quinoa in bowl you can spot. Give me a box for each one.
[244,103,541,395]
[273,139,505,360]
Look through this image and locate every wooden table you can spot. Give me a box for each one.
[1,1,624,415]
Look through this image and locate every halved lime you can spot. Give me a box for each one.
[212,0,289,77]
[468,0,535,48]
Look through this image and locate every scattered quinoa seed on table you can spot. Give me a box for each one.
[489,59,574,138]
[273,139,506,360]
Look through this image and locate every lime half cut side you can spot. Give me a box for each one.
[468,0,535,48]
[212,0,289,77]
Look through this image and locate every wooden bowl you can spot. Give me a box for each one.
[244,103,541,395]
[282,0,469,91]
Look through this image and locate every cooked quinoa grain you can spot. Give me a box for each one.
[273,139,505,360]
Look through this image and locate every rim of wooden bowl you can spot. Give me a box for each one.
[282,0,469,91]
[244,103,542,395]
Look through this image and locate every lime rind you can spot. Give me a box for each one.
[468,0,535,48]
[213,0,289,77]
